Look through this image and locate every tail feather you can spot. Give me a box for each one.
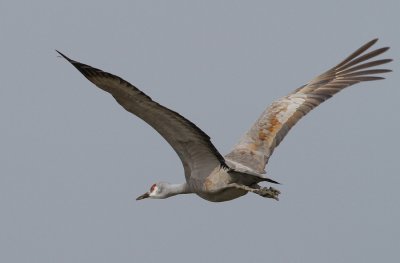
[261,177,280,184]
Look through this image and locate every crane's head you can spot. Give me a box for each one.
[136,182,169,200]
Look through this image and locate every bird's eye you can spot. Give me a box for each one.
[150,184,157,192]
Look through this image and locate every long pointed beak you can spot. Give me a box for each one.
[136,192,150,201]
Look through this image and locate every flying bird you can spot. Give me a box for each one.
[57,39,391,202]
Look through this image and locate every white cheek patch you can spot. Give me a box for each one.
[149,185,158,197]
[275,95,306,123]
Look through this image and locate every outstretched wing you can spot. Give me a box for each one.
[57,51,227,181]
[225,39,391,174]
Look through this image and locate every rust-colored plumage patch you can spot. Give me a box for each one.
[267,115,282,134]
[258,130,268,141]
[248,143,258,151]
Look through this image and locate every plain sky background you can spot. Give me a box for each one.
[1,1,399,262]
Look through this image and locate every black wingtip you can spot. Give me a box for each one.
[378,46,390,53]
[365,38,379,48]
[55,50,73,62]
[370,38,379,44]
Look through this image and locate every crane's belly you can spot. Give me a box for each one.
[195,188,247,202]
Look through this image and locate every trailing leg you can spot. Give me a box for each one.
[226,183,280,201]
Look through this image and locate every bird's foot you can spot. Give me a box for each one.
[255,187,281,201]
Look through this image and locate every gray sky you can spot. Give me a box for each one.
[1,1,399,262]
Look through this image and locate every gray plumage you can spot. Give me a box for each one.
[57,38,391,202]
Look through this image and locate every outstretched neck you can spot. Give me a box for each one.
[167,182,192,197]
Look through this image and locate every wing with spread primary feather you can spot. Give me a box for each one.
[57,51,227,181]
[225,39,391,174]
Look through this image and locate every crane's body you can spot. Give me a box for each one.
[190,167,277,202]
[57,39,391,202]
[137,166,279,202]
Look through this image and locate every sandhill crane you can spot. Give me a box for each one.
[57,39,391,202]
